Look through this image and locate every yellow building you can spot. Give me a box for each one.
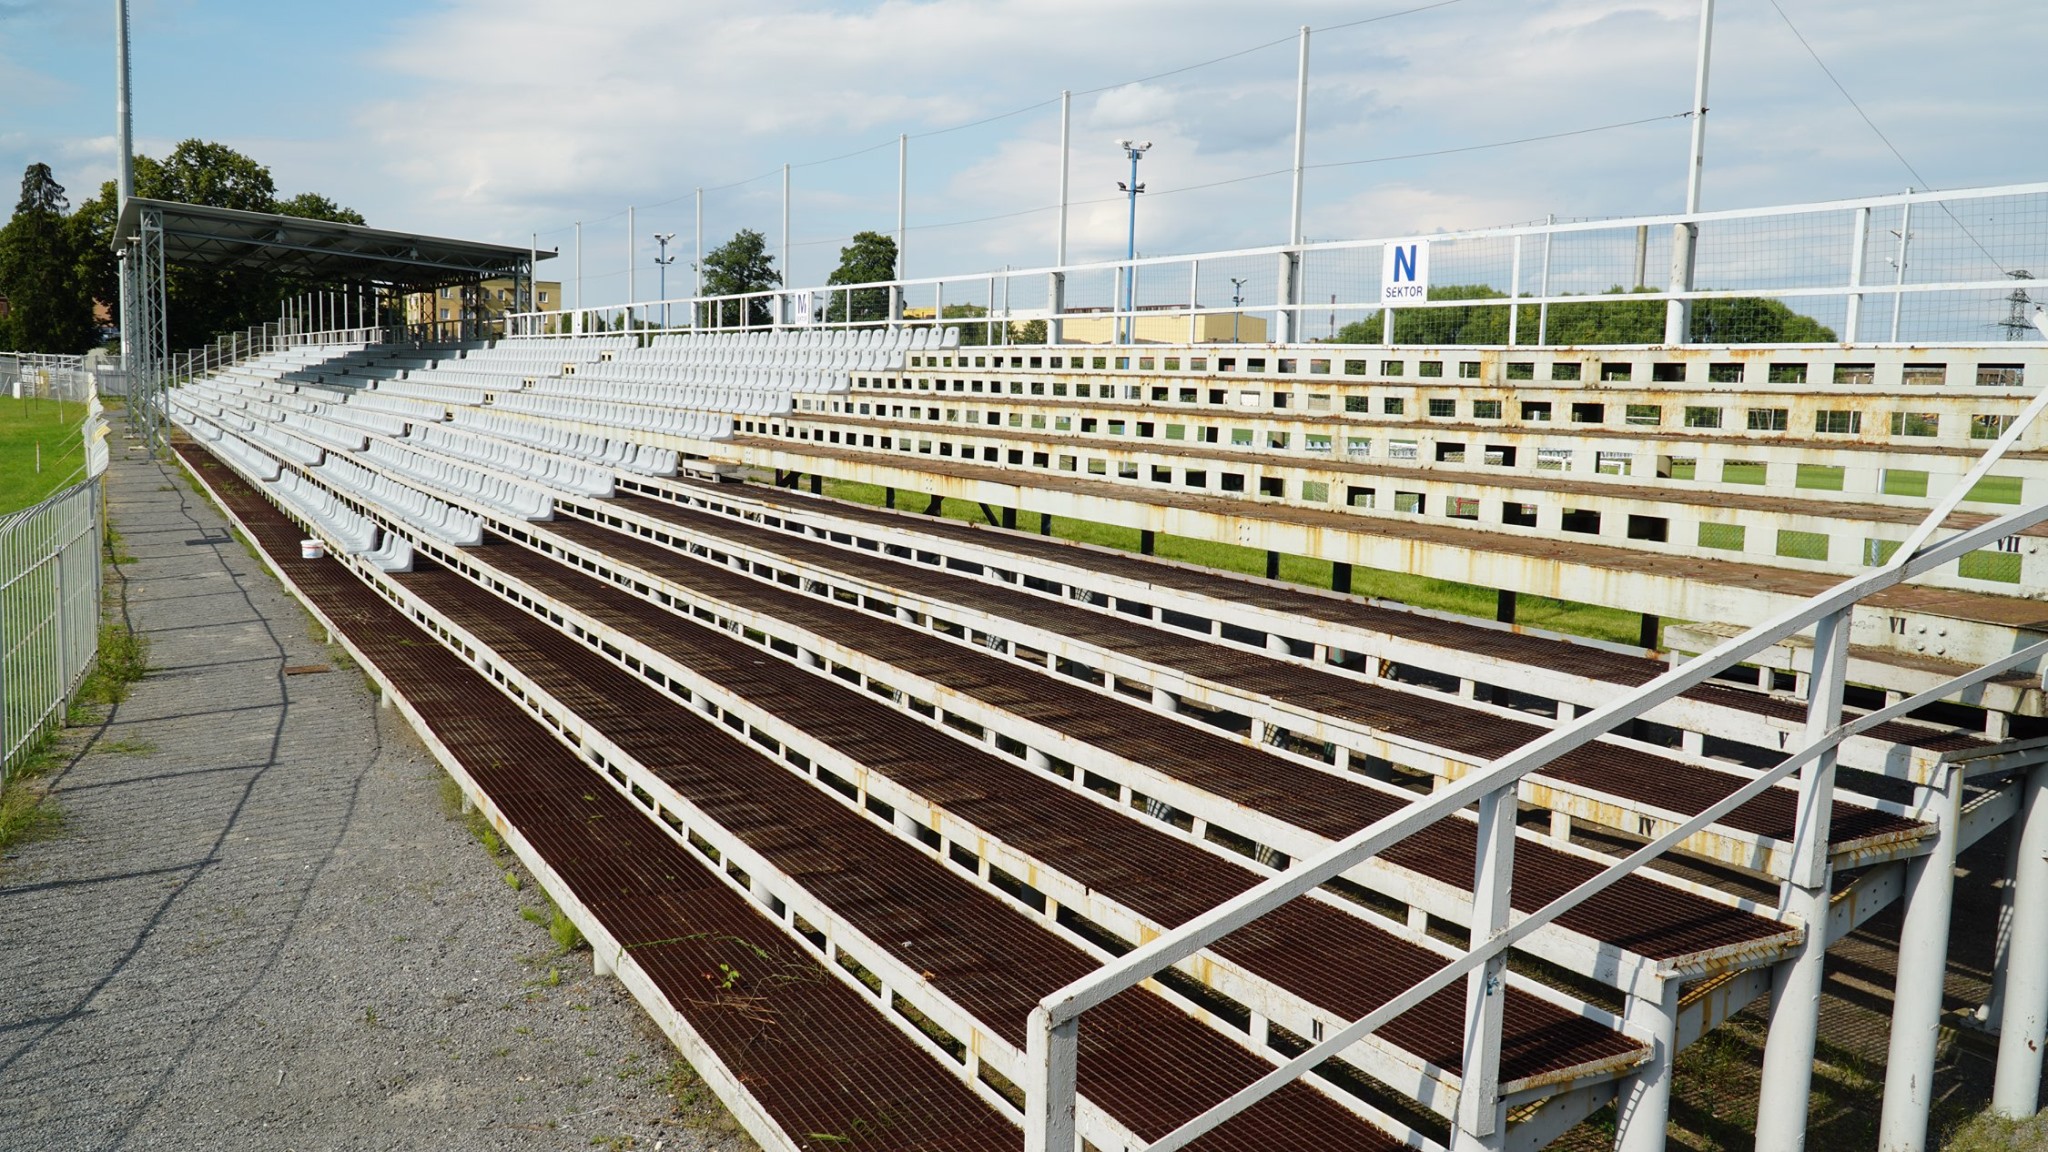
[1059,311,1268,345]
[404,279,562,328]
[899,307,1268,345]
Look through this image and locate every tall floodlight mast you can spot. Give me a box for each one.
[115,0,136,371]
[1665,0,1714,345]
[1116,140,1151,345]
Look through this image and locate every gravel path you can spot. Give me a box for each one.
[0,444,749,1152]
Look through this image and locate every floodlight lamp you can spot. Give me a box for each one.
[1137,141,1152,152]
[1116,138,1133,149]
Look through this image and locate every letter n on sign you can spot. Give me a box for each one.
[1380,240,1430,304]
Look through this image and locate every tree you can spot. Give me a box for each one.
[71,140,368,350]
[1328,283,1834,346]
[0,164,98,353]
[824,231,897,325]
[937,302,1000,346]
[274,192,366,226]
[697,228,780,327]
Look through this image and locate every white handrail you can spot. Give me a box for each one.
[1020,314,2048,1152]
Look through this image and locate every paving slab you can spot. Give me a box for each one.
[0,445,747,1152]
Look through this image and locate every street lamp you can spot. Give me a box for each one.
[1116,139,1151,344]
[1229,276,1248,343]
[654,232,677,329]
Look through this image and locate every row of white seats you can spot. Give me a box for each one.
[467,336,630,357]
[491,392,736,440]
[316,403,411,438]
[317,454,483,547]
[272,471,379,555]
[371,378,493,405]
[528,377,795,415]
[364,440,554,522]
[282,411,369,452]
[241,419,324,467]
[613,345,895,374]
[641,326,950,352]
[351,393,447,421]
[410,423,614,499]
[403,367,536,388]
[568,365,849,395]
[447,409,678,477]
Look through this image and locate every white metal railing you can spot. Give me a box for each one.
[505,180,2048,349]
[0,471,105,782]
[1014,311,2048,1152]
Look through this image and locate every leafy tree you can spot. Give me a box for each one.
[697,228,780,327]
[938,302,999,346]
[0,164,98,353]
[1330,283,1834,346]
[824,231,897,325]
[274,192,366,226]
[1009,318,1048,344]
[70,140,367,350]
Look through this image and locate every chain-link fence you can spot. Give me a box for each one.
[510,181,2048,349]
[0,354,95,404]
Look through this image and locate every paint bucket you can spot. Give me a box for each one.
[301,539,326,560]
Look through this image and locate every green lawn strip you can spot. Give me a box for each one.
[0,397,90,514]
[812,476,1647,647]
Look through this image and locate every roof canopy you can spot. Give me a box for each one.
[113,197,549,289]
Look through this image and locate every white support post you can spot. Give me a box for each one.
[782,163,791,303]
[1280,29,1308,347]
[1188,260,1200,345]
[1538,216,1555,345]
[1845,206,1870,342]
[1977,799,2029,1029]
[1614,976,1683,1152]
[1665,0,1713,346]
[1287,25,1310,247]
[1049,90,1071,346]
[1454,783,1516,1150]
[1507,237,1523,347]
[897,133,907,281]
[694,188,704,328]
[1890,192,1913,343]
[1754,607,1851,1151]
[1993,761,2048,1117]
[1025,1007,1078,1152]
[1878,764,1966,1152]
[627,205,636,321]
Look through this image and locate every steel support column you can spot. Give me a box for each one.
[1993,761,2048,1116]
[1025,1007,1078,1152]
[1878,764,1966,1151]
[1452,783,1516,1151]
[1754,608,1851,1151]
[1614,976,1683,1152]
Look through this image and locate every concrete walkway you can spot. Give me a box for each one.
[0,445,743,1151]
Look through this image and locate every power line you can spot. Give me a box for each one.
[545,0,1470,236]
[842,109,1681,244]
[1307,110,1692,172]
[1765,0,2006,274]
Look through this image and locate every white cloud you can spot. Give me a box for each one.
[6,0,2043,305]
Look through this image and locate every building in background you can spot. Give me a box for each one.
[403,279,561,330]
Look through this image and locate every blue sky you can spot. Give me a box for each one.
[5,0,2045,309]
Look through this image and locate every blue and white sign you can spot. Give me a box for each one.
[1380,240,1430,304]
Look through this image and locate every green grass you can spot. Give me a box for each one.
[1940,1110,2048,1152]
[2,593,151,866]
[0,398,89,514]
[812,477,1650,647]
[1965,474,2025,505]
